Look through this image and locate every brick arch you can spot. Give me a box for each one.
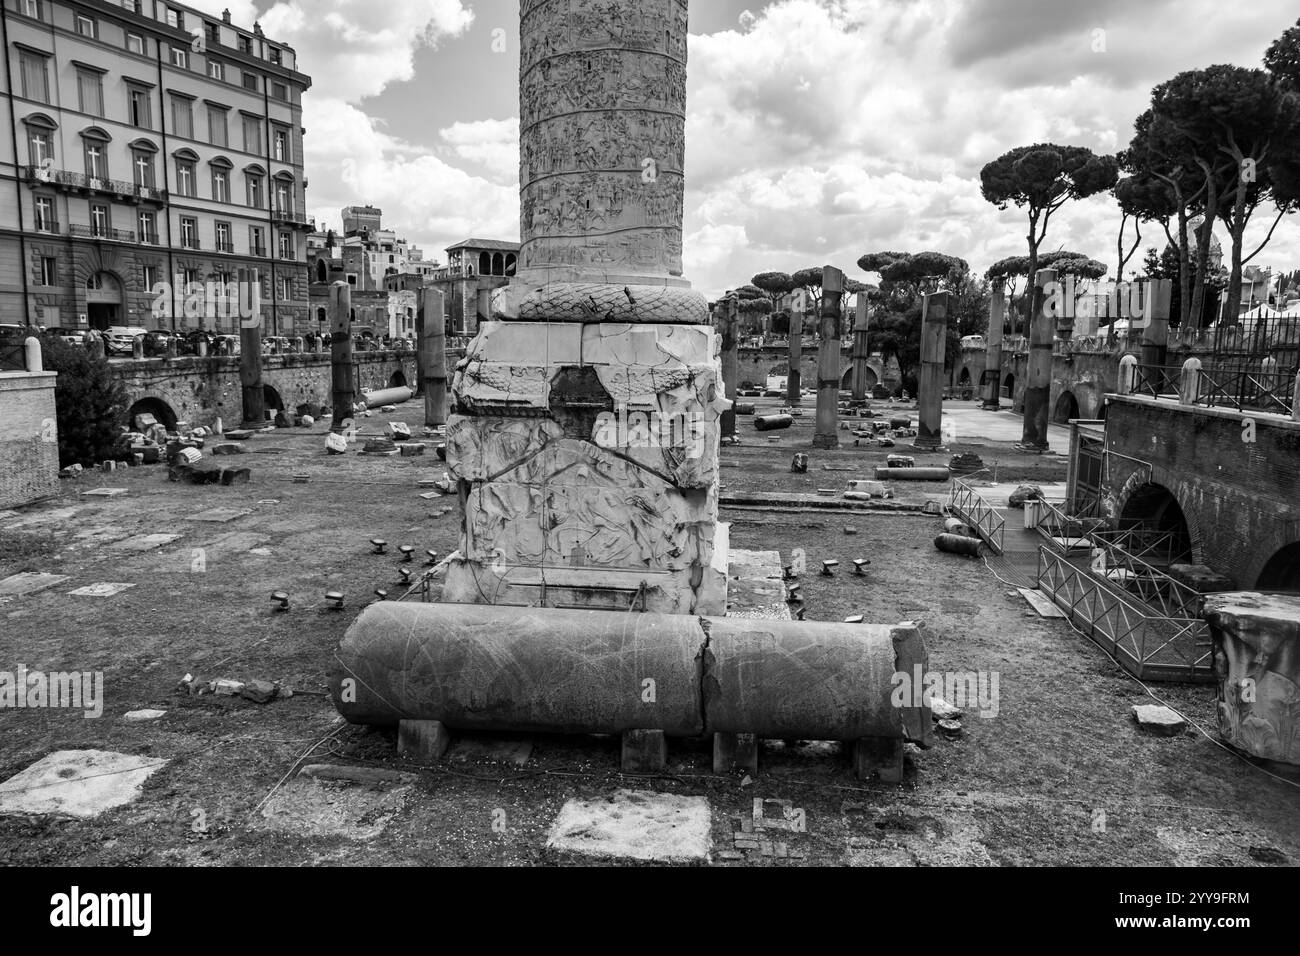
[1111,468,1201,564]
[839,360,883,390]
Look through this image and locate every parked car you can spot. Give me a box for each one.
[142,330,176,357]
[44,327,86,347]
[178,330,215,355]
[212,334,241,356]
[0,324,28,371]
[104,326,147,355]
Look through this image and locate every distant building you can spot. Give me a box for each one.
[307,206,438,339]
[430,238,520,335]
[0,1,313,333]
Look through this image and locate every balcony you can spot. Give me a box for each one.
[215,241,235,254]
[32,219,61,235]
[180,238,201,251]
[250,244,268,258]
[270,205,312,228]
[69,225,136,243]
[21,166,168,204]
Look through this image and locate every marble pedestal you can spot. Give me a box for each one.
[445,320,728,616]
[1205,592,1300,767]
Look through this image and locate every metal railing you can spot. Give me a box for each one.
[948,477,1005,555]
[1089,527,1184,565]
[69,225,136,242]
[1133,362,1296,416]
[1031,498,1106,552]
[271,206,311,226]
[1132,364,1182,398]
[1037,547,1212,682]
[1085,535,1203,620]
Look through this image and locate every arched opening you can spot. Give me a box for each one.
[841,366,879,391]
[85,271,124,330]
[388,371,407,389]
[479,251,492,276]
[1119,484,1193,564]
[1256,543,1300,594]
[958,367,972,386]
[262,385,284,414]
[505,254,517,277]
[1003,373,1015,399]
[1054,391,1080,424]
[316,307,326,325]
[315,260,328,283]
[492,252,504,276]
[126,397,177,432]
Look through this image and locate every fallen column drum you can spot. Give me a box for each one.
[331,603,932,778]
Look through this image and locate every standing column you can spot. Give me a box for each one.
[720,296,739,440]
[787,297,804,406]
[983,278,1006,410]
[422,287,448,428]
[851,291,871,402]
[915,291,949,450]
[1020,269,1056,451]
[813,266,844,449]
[239,267,265,428]
[1139,278,1173,377]
[330,281,355,433]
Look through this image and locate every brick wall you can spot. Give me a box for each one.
[1103,396,1300,587]
[0,372,59,508]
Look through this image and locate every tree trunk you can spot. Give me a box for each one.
[1220,182,1250,326]
[1188,175,1219,331]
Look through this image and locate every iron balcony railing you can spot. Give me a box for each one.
[32,219,61,234]
[948,477,1005,555]
[22,165,168,203]
[1036,547,1212,682]
[270,205,310,226]
[69,224,136,242]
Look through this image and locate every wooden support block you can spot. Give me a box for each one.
[713,732,759,775]
[621,729,667,773]
[398,719,452,765]
[853,737,904,783]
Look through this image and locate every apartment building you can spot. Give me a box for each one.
[0,0,312,334]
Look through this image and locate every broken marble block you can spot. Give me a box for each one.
[445,320,727,615]
[1204,592,1300,766]
[1131,704,1187,737]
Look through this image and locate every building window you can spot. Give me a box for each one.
[84,141,107,179]
[207,107,228,147]
[170,47,189,69]
[211,167,229,202]
[75,14,96,37]
[21,0,42,21]
[40,257,57,286]
[180,217,198,250]
[273,128,289,163]
[278,276,291,300]
[34,195,56,232]
[19,51,50,104]
[176,158,195,196]
[279,232,293,260]
[133,151,155,188]
[126,33,145,55]
[268,46,282,65]
[138,211,157,244]
[129,87,152,128]
[271,82,288,102]
[238,35,252,54]
[242,116,263,154]
[215,221,232,253]
[90,203,109,238]
[75,68,104,116]
[246,173,263,208]
[208,60,225,82]
[242,72,259,92]
[143,264,157,290]
[170,95,193,138]
[27,128,52,167]
[275,180,291,214]
[165,7,183,30]
[250,226,265,257]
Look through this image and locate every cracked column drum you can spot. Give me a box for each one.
[332,602,705,734]
[519,0,688,280]
[704,620,931,744]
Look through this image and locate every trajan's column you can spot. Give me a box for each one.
[443,0,728,615]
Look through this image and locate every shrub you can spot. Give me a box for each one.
[39,335,128,467]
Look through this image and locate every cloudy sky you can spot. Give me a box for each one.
[190,0,1300,299]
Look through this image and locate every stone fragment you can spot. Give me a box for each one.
[240,680,278,704]
[212,443,246,456]
[325,433,348,455]
[0,750,165,819]
[930,697,963,721]
[937,719,963,738]
[546,790,711,863]
[399,444,427,458]
[123,710,166,722]
[1131,704,1188,737]
[1008,485,1044,509]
